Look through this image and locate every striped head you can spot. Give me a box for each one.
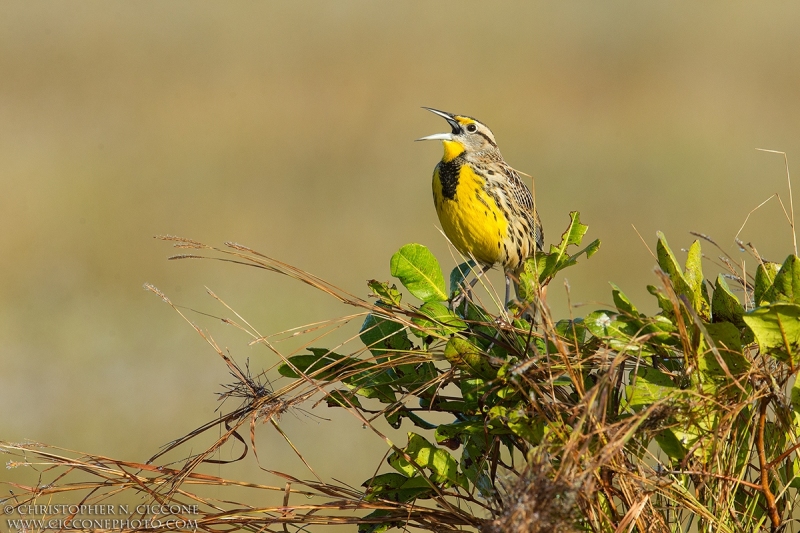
[417,108,500,162]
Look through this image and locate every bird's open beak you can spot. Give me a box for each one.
[415,107,461,141]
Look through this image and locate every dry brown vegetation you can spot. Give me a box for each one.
[5,214,800,532]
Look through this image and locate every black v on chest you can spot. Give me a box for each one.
[437,157,466,201]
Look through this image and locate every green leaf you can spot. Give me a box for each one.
[443,337,497,379]
[648,284,675,317]
[277,348,363,380]
[412,301,467,337]
[542,211,593,277]
[762,255,800,304]
[368,280,402,306]
[743,303,800,362]
[385,407,437,430]
[655,412,722,463]
[656,232,689,291]
[585,311,651,354]
[362,474,434,503]
[363,472,407,491]
[276,346,399,402]
[555,210,589,249]
[460,378,488,412]
[699,322,750,378]
[782,456,800,490]
[655,429,687,461]
[344,365,398,403]
[611,283,639,316]
[790,459,800,490]
[517,256,546,301]
[390,243,447,302]
[461,439,493,497]
[792,376,800,425]
[350,382,396,403]
[551,240,601,273]
[358,510,399,533]
[360,311,413,356]
[389,361,438,390]
[656,234,710,319]
[488,406,544,445]
[683,241,705,301]
[754,262,781,306]
[517,212,598,295]
[388,433,468,490]
[703,321,743,353]
[278,350,398,402]
[712,275,748,335]
[666,415,717,460]
[684,240,711,319]
[555,318,587,346]
[449,261,477,297]
[578,238,601,260]
[434,419,485,447]
[640,315,679,346]
[325,389,364,409]
[607,284,679,347]
[550,375,573,387]
[625,367,677,412]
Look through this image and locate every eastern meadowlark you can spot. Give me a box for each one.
[418,108,544,303]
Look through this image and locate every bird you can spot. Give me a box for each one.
[417,108,544,305]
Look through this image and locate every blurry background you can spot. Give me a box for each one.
[2,0,800,502]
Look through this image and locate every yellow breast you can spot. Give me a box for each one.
[432,162,508,267]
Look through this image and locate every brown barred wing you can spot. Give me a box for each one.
[533,208,544,251]
[503,165,544,251]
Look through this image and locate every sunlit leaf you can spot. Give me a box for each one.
[762,255,800,304]
[555,318,587,345]
[792,376,800,427]
[277,348,364,380]
[461,378,488,412]
[360,310,413,356]
[367,280,402,306]
[325,389,364,409]
[754,261,780,306]
[711,275,754,344]
[555,210,589,250]
[585,310,652,354]
[655,429,687,461]
[411,301,467,337]
[517,212,599,296]
[362,473,434,503]
[611,283,639,317]
[390,243,447,302]
[444,337,497,379]
[487,405,544,445]
[388,433,468,490]
[449,261,477,298]
[358,510,399,533]
[434,419,485,448]
[385,407,436,430]
[656,234,709,319]
[743,303,800,362]
[625,367,676,412]
[699,322,750,379]
[683,241,705,303]
[648,284,675,317]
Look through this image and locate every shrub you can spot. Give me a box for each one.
[3,213,800,532]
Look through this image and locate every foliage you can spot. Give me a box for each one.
[4,215,800,532]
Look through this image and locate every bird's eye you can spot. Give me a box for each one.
[466,124,477,133]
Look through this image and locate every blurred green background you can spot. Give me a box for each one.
[2,0,800,497]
